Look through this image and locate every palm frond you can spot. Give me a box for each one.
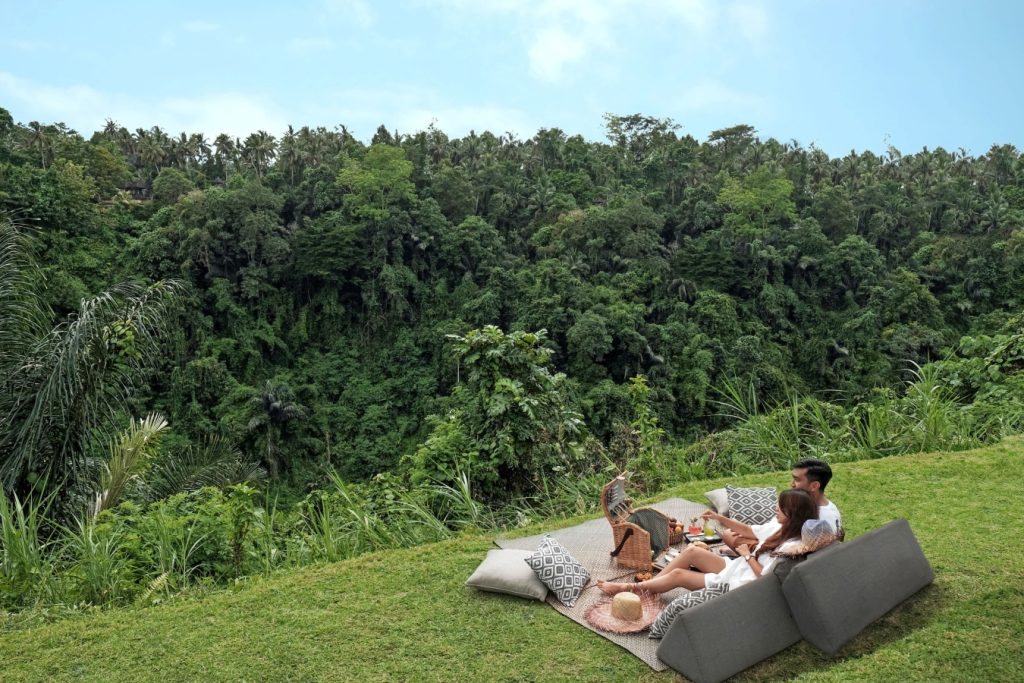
[147,435,266,500]
[91,413,169,517]
[0,269,182,491]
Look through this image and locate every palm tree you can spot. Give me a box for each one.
[278,125,301,184]
[0,214,183,496]
[247,380,306,478]
[241,130,277,179]
[23,121,54,169]
[136,127,168,177]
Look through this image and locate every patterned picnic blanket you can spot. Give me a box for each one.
[495,497,709,671]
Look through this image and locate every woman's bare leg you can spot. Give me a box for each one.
[661,545,727,574]
[597,567,708,595]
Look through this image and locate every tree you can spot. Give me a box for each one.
[410,326,585,499]
[241,130,277,179]
[151,167,195,206]
[0,214,182,498]
[246,380,307,478]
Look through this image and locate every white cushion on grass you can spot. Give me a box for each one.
[704,488,729,515]
[465,549,549,601]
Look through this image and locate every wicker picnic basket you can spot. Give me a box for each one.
[601,474,676,570]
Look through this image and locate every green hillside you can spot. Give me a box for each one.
[2,440,1021,683]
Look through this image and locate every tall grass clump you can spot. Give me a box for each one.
[0,493,58,607]
[63,517,131,605]
[899,362,976,452]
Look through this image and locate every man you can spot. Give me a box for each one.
[703,458,842,552]
[790,458,842,533]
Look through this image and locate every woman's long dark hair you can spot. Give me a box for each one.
[756,489,817,555]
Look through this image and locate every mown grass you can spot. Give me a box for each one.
[1,439,1022,682]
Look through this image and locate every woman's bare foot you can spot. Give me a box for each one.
[596,579,634,595]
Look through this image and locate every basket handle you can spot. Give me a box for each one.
[610,527,634,557]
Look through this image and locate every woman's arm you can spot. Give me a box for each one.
[702,510,755,538]
[736,544,764,577]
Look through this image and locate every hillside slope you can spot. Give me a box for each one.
[1,441,1022,682]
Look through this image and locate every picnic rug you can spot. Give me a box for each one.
[495,497,708,671]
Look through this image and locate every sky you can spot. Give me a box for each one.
[1,0,1021,156]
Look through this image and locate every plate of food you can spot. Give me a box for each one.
[685,532,722,543]
[634,570,654,582]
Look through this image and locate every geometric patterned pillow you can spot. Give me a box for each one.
[726,484,777,525]
[648,584,730,639]
[524,535,591,607]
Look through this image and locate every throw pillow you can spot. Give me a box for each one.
[726,484,777,525]
[465,549,549,601]
[524,536,591,607]
[648,584,730,639]
[704,488,729,515]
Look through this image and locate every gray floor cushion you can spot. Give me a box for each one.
[655,574,802,683]
[782,518,934,655]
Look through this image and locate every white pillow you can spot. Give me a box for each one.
[704,488,729,515]
[465,549,549,601]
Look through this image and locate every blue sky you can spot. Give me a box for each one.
[1,0,1021,156]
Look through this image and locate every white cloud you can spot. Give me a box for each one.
[662,0,717,33]
[396,104,535,138]
[0,71,289,138]
[319,86,536,139]
[0,72,108,122]
[323,0,373,28]
[289,38,336,52]
[7,39,54,52]
[727,1,769,45]
[183,20,219,33]
[676,79,764,113]
[423,0,739,84]
[528,28,587,83]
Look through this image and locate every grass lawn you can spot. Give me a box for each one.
[1,439,1022,682]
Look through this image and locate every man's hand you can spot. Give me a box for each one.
[736,543,752,558]
[700,510,723,522]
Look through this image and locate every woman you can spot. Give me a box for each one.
[597,489,818,595]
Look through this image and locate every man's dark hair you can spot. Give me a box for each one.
[793,458,833,491]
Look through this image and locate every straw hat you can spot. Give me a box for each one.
[584,591,664,634]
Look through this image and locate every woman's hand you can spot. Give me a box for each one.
[700,510,722,522]
[737,543,761,575]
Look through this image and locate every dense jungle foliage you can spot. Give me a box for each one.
[2,105,1024,612]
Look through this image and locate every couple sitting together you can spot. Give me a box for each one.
[598,459,842,597]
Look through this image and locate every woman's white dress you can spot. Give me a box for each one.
[703,521,798,590]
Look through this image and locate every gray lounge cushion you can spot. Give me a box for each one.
[465,549,549,601]
[782,518,933,655]
[655,574,801,683]
[726,484,777,524]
